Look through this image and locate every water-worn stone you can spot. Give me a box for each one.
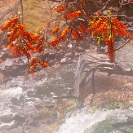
[0,114,14,123]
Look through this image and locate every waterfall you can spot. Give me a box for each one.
[55,108,133,133]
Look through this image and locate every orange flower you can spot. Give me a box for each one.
[42,61,48,67]
[61,27,69,36]
[25,41,33,49]
[1,21,12,30]
[22,48,31,58]
[56,5,66,12]
[51,26,59,35]
[63,10,82,20]
[7,42,14,49]
[29,66,35,73]
[49,35,65,46]
[72,29,83,41]
[30,57,37,65]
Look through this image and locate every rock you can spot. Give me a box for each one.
[75,52,80,57]
[0,125,11,131]
[0,114,14,123]
[97,46,105,53]
[60,58,67,64]
[12,114,25,123]
[75,46,85,53]
[48,49,57,60]
[65,52,74,58]
[32,73,42,81]
[0,72,5,85]
[10,97,20,106]
[45,104,55,109]
[48,60,55,66]
[5,58,13,67]
[0,51,11,61]
[56,51,65,60]
[68,43,73,49]
[112,7,119,13]
[46,119,53,125]
[42,52,49,60]
[27,90,36,97]
[29,121,39,127]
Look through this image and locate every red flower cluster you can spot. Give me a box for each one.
[0,16,48,72]
[49,27,69,47]
[87,18,106,32]
[0,16,19,30]
[78,23,88,35]
[51,26,59,35]
[29,57,48,73]
[72,29,83,41]
[105,36,115,62]
[49,36,65,47]
[61,27,69,36]
[111,17,132,37]
[87,16,132,62]
[63,10,82,20]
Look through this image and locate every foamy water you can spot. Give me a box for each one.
[55,109,116,133]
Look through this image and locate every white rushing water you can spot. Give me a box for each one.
[55,108,117,133]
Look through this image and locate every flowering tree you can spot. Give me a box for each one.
[0,0,133,73]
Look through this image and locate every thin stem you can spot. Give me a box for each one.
[20,0,23,24]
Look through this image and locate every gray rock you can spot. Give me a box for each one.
[65,52,74,58]
[60,58,67,64]
[75,46,85,53]
[0,114,14,123]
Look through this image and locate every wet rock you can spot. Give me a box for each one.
[12,114,25,123]
[10,95,24,106]
[10,97,20,106]
[0,114,14,123]
[18,95,25,104]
